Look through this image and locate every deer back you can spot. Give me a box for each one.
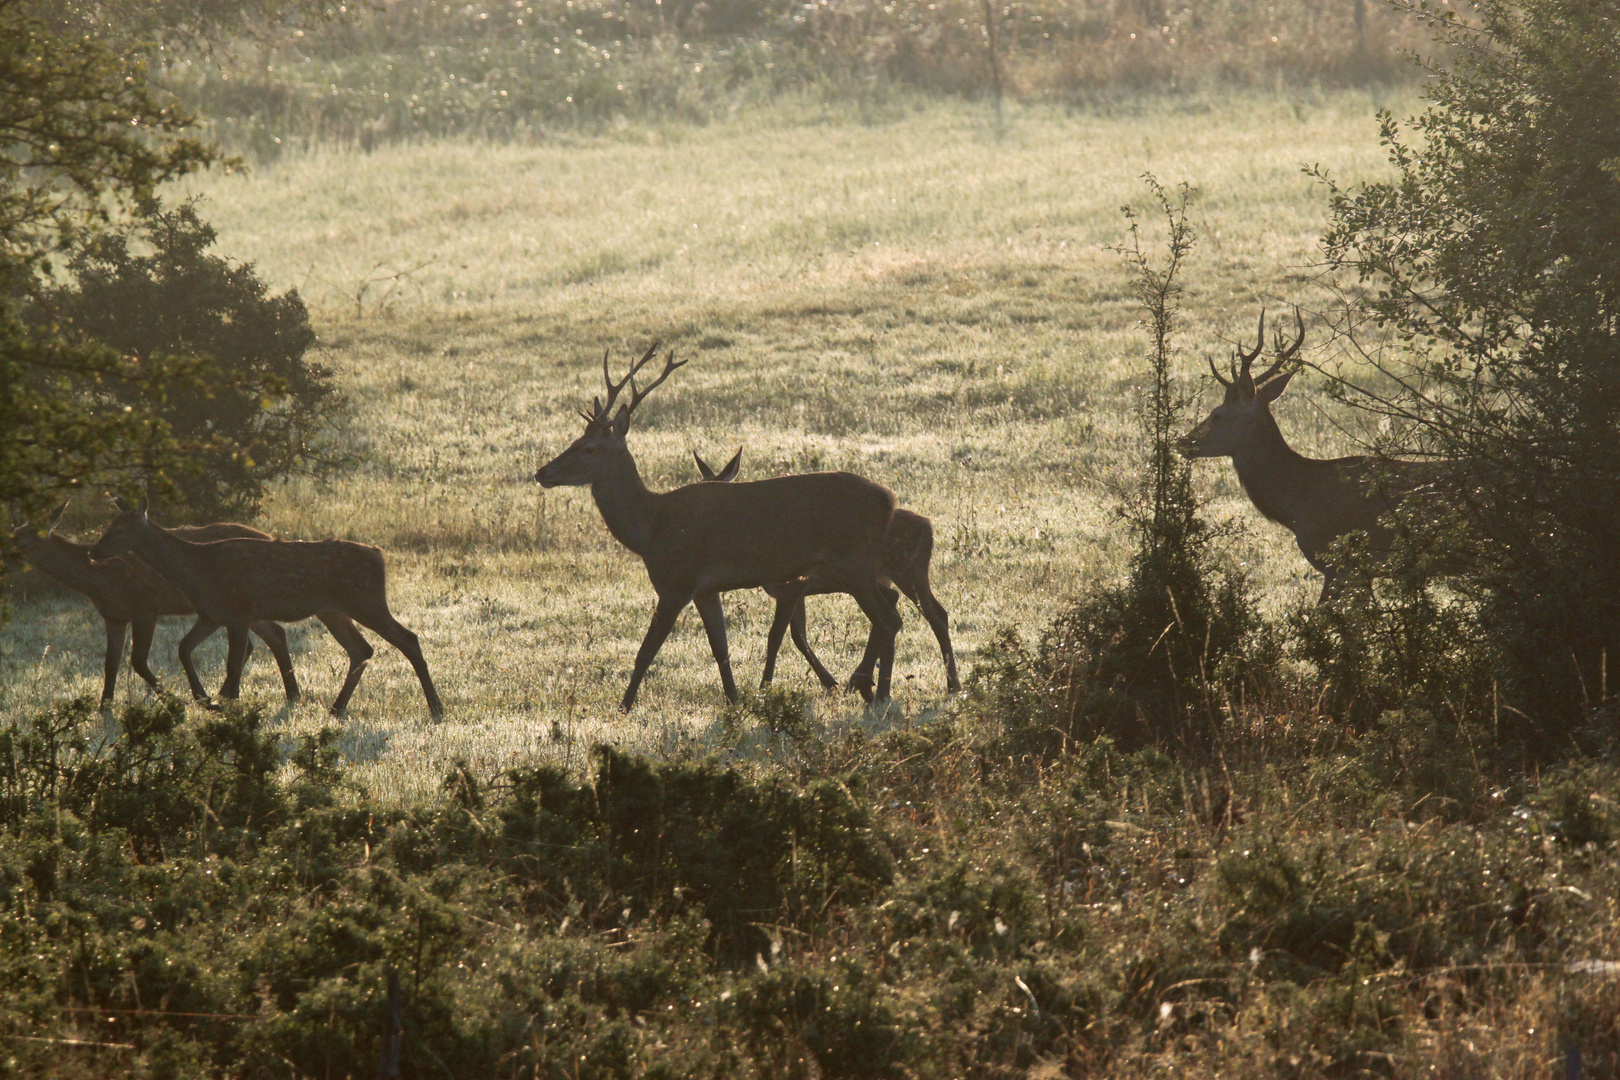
[160,536,388,625]
[646,471,895,592]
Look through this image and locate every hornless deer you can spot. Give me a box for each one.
[534,344,903,712]
[1181,309,1444,602]
[89,498,443,718]
[9,501,302,706]
[692,449,959,700]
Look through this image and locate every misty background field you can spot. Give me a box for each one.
[3,90,1400,800]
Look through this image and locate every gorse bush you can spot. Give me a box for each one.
[3,689,1620,1077]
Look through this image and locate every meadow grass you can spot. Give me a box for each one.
[0,90,1409,801]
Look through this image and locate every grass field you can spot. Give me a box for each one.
[0,90,1407,801]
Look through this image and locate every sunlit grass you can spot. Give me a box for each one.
[1,90,1408,801]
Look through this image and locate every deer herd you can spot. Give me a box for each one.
[7,309,1437,720]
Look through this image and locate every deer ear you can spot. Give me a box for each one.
[610,405,631,439]
[135,495,149,521]
[1256,368,1297,404]
[716,448,742,483]
[111,494,131,513]
[47,501,69,532]
[693,451,716,480]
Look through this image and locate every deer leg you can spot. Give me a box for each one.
[692,591,739,704]
[847,585,901,703]
[250,621,301,704]
[346,610,440,719]
[218,623,252,702]
[847,582,902,703]
[913,582,959,693]
[1316,566,1340,605]
[622,594,687,713]
[101,620,129,705]
[787,597,839,691]
[762,581,821,687]
[177,617,221,702]
[318,614,378,718]
[129,618,161,691]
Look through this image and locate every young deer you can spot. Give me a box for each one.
[1181,309,1443,602]
[89,498,443,718]
[9,501,301,706]
[693,449,959,700]
[534,344,903,712]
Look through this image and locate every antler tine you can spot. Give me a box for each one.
[1234,308,1266,383]
[1208,354,1234,389]
[586,342,663,424]
[624,348,688,417]
[594,347,632,421]
[1252,307,1307,387]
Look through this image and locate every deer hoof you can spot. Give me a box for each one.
[845,674,876,704]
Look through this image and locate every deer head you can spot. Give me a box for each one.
[13,500,69,540]
[89,495,151,560]
[1181,308,1306,459]
[535,343,686,488]
[692,448,743,482]
[7,502,69,570]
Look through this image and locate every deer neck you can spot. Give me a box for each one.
[20,535,103,595]
[1228,410,1317,529]
[589,452,658,556]
[126,523,209,598]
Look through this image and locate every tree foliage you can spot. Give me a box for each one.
[0,0,220,555]
[0,0,216,273]
[40,199,350,520]
[1317,0,1620,723]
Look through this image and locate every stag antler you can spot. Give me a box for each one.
[1210,309,1268,389]
[1209,308,1305,392]
[580,342,664,427]
[623,348,687,418]
[1251,307,1306,388]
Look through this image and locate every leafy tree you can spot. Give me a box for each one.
[0,0,216,273]
[1316,0,1620,727]
[0,0,218,556]
[41,199,350,521]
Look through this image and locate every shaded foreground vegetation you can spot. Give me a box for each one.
[1,689,1617,1078]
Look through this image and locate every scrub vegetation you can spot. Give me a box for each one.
[3,0,1619,1076]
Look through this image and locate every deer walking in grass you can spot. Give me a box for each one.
[534,343,903,712]
[89,498,443,718]
[8,501,302,707]
[693,448,959,700]
[1181,309,1446,602]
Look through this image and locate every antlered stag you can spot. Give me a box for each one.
[692,449,958,700]
[1181,309,1445,601]
[89,498,443,718]
[534,344,903,712]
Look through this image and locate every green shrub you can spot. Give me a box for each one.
[1317,0,1620,741]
